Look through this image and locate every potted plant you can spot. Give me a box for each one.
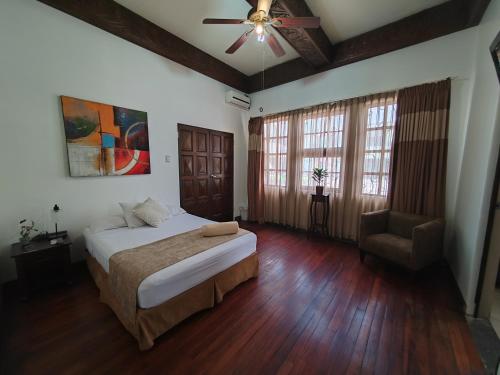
[19,219,38,247]
[312,167,328,195]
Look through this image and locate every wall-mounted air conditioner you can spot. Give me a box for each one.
[225,90,251,110]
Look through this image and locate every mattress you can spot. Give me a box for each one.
[83,213,257,309]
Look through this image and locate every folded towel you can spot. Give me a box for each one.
[201,221,239,237]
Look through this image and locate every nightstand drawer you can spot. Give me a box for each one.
[21,246,68,264]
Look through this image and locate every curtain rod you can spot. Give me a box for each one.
[258,76,463,119]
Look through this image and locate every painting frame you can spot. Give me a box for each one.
[60,96,150,177]
[490,30,500,83]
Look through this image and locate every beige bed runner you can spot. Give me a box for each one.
[108,227,249,332]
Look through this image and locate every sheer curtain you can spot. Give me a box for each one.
[262,91,397,241]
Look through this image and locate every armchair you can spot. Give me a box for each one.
[359,210,444,271]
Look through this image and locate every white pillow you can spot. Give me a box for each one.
[162,203,186,216]
[134,203,164,228]
[119,202,146,228]
[89,215,127,233]
[143,198,170,220]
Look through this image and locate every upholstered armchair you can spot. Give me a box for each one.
[359,210,444,271]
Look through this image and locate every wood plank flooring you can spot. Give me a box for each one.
[0,224,485,374]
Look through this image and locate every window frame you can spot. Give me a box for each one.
[300,113,345,192]
[361,101,397,197]
[263,118,289,188]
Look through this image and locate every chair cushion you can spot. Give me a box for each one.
[388,211,432,239]
[363,233,413,266]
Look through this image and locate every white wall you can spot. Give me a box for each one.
[450,0,500,314]
[250,8,500,313]
[0,0,248,282]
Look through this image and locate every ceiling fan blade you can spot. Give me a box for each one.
[272,17,321,28]
[226,31,253,54]
[257,0,272,15]
[203,18,246,25]
[267,33,286,58]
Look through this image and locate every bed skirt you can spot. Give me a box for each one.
[86,252,259,350]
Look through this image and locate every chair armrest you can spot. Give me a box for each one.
[411,219,445,269]
[359,209,389,248]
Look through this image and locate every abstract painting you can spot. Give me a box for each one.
[60,96,150,176]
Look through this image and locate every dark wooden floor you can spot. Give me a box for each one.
[0,224,485,375]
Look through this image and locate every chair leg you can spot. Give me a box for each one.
[359,249,366,263]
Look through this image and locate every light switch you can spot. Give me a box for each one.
[165,155,171,163]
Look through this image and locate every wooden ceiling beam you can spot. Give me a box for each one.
[37,0,250,92]
[248,1,471,92]
[456,0,492,26]
[246,0,333,66]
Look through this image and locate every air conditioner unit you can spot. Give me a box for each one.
[225,90,251,110]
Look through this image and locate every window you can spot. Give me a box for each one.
[300,114,345,190]
[362,102,397,196]
[264,118,288,187]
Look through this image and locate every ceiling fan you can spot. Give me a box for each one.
[202,0,320,57]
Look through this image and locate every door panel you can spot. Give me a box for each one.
[178,124,233,221]
[179,130,193,151]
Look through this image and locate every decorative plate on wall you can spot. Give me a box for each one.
[60,96,150,177]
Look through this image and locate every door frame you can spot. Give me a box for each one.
[474,144,500,317]
[177,123,234,221]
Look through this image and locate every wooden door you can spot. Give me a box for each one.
[178,124,233,221]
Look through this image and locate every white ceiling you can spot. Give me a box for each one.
[305,0,448,42]
[116,0,448,76]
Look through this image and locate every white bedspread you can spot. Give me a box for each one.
[83,213,257,308]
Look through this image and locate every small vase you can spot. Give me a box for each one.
[316,186,324,195]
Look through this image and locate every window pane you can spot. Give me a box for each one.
[301,172,309,187]
[384,128,394,150]
[330,172,340,189]
[387,104,396,126]
[364,152,381,173]
[329,157,342,173]
[279,137,288,153]
[267,155,277,169]
[383,152,391,173]
[381,175,389,196]
[279,155,287,170]
[362,175,379,195]
[366,130,383,151]
[368,106,385,128]
[279,121,288,135]
[331,115,344,131]
[303,157,312,172]
[264,119,288,188]
[328,132,343,148]
[268,171,276,185]
[278,172,287,187]
[269,138,277,153]
[304,134,311,149]
[304,119,313,134]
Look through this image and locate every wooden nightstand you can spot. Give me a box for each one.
[10,237,72,300]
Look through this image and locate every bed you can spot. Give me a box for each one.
[83,213,258,350]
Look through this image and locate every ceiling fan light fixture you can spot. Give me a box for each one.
[257,33,266,43]
[255,22,264,35]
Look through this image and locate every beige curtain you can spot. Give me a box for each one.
[262,92,397,241]
[390,79,450,217]
[247,117,265,223]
